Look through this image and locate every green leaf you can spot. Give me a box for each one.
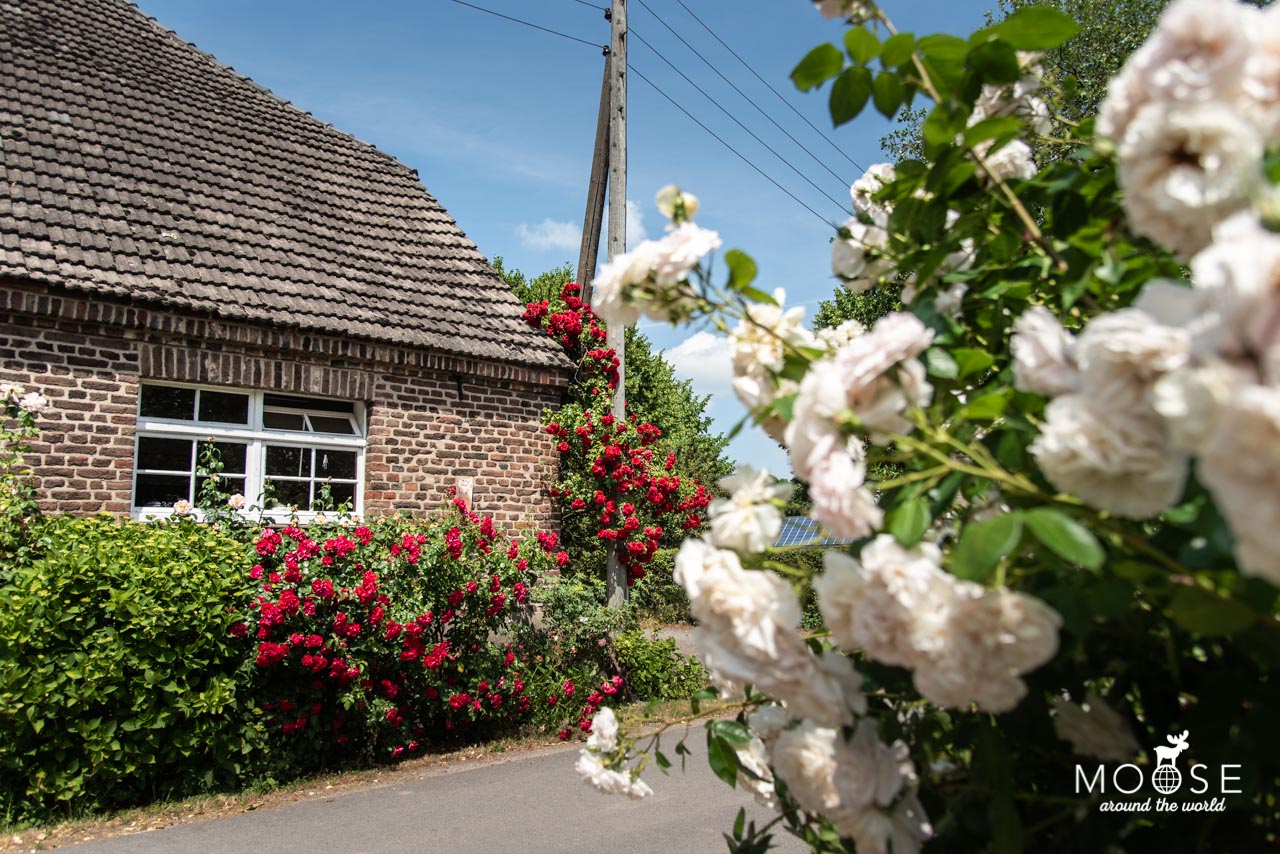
[922,101,967,150]
[791,44,844,92]
[1024,508,1104,571]
[952,347,994,378]
[958,388,1012,421]
[844,27,881,64]
[951,512,1024,582]
[871,71,905,119]
[830,66,873,126]
[1168,587,1257,636]
[707,734,741,787]
[724,249,759,290]
[880,32,916,67]
[711,719,752,745]
[967,39,1020,84]
[655,749,671,771]
[986,8,1080,51]
[733,807,746,840]
[887,498,931,547]
[963,116,1023,148]
[924,347,959,379]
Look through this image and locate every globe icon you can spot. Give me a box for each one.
[1153,765,1182,794]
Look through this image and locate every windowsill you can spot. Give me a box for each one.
[130,508,364,526]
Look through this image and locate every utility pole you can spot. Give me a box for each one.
[576,52,610,297]
[604,0,628,608]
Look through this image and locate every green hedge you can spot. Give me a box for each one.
[0,516,264,822]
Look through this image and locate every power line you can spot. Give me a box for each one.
[629,64,837,229]
[566,0,607,9]
[445,0,603,50]
[634,0,850,188]
[669,0,865,175]
[445,0,839,228]
[631,29,850,216]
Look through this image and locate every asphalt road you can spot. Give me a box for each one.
[70,734,805,854]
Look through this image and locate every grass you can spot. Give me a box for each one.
[0,695,733,852]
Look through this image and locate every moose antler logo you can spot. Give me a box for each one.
[1155,730,1190,768]
[1152,730,1190,794]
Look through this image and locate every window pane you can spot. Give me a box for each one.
[308,415,356,435]
[265,478,310,509]
[198,390,249,424]
[316,450,357,480]
[196,475,247,500]
[264,393,354,414]
[209,442,248,475]
[263,411,307,431]
[136,437,193,472]
[265,445,311,478]
[139,385,195,420]
[326,481,357,507]
[134,473,191,507]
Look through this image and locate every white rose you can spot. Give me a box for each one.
[850,163,896,219]
[654,184,699,220]
[1011,305,1078,397]
[1117,101,1261,258]
[1198,386,1280,584]
[734,736,776,808]
[747,704,789,747]
[575,750,653,799]
[1098,0,1253,142]
[914,586,1061,713]
[813,0,873,21]
[227,493,247,511]
[707,466,792,555]
[590,243,655,327]
[1190,212,1280,383]
[17,391,49,414]
[587,706,619,753]
[832,217,893,292]
[977,139,1037,184]
[814,539,951,668]
[1152,362,1247,453]
[808,450,883,539]
[1051,693,1141,762]
[650,222,721,288]
[1075,308,1191,411]
[729,288,815,375]
[172,499,193,516]
[1031,395,1189,519]
[816,318,866,351]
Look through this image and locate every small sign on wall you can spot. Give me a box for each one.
[455,476,474,506]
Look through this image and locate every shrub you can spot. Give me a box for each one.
[629,548,693,625]
[0,516,262,823]
[613,630,705,701]
[240,500,565,772]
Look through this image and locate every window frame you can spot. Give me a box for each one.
[131,381,367,522]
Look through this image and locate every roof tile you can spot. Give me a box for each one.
[0,0,569,371]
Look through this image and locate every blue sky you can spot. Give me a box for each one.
[134,0,995,476]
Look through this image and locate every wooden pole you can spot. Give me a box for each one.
[576,53,611,300]
[605,0,628,608]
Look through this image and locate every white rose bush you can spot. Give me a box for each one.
[577,1,1280,850]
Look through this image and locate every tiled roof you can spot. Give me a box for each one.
[0,0,570,370]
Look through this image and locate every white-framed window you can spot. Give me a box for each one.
[131,382,366,521]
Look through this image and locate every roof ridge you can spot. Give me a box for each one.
[124,0,419,178]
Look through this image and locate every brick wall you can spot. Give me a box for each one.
[0,279,569,531]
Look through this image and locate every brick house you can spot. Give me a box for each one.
[0,0,572,528]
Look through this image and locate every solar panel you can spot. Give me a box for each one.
[771,516,858,549]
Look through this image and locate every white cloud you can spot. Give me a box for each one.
[664,330,731,388]
[515,218,581,251]
[626,198,648,249]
